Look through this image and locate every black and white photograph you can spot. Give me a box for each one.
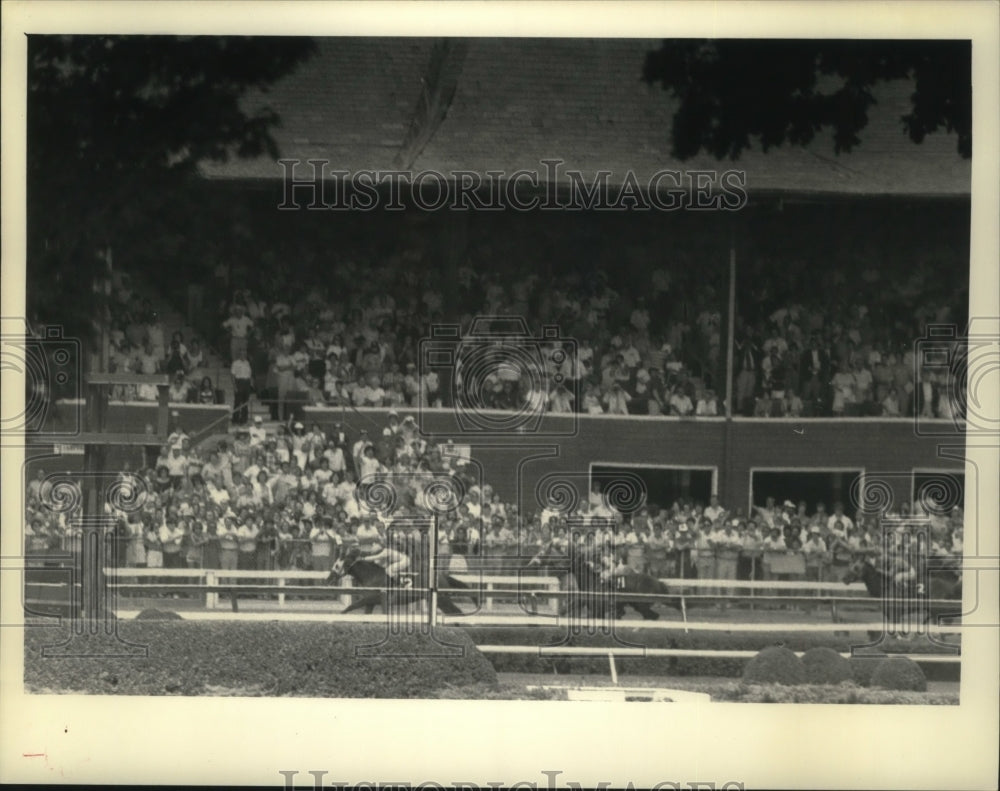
[2,2,998,788]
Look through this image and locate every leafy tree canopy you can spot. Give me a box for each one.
[643,39,971,161]
[27,35,315,343]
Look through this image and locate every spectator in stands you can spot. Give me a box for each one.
[167,371,191,404]
[780,389,803,417]
[196,376,217,405]
[830,362,856,416]
[695,389,719,416]
[223,303,254,363]
[734,332,760,416]
[663,383,690,416]
[801,526,828,581]
[603,382,631,415]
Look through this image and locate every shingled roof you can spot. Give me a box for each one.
[200,37,971,198]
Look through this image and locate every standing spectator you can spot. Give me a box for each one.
[274,340,297,422]
[222,303,254,363]
[802,526,828,582]
[831,362,856,416]
[236,516,259,570]
[734,333,759,416]
[218,515,239,570]
[800,337,830,416]
[231,352,253,425]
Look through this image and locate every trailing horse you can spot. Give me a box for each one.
[527,541,680,620]
[327,545,476,615]
[842,553,962,639]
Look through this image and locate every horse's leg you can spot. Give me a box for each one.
[437,594,463,616]
[636,603,659,620]
[343,594,373,614]
[446,575,480,609]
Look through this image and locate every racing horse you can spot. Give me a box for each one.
[527,540,679,620]
[842,553,962,638]
[327,545,476,615]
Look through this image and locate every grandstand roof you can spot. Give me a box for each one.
[199,38,971,198]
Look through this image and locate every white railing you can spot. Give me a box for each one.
[104,568,561,612]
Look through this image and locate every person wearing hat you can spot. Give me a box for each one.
[248,415,267,447]
[802,526,829,582]
[674,518,696,579]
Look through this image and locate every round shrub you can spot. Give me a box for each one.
[849,654,888,687]
[135,609,184,620]
[870,656,927,692]
[801,647,853,685]
[741,646,806,685]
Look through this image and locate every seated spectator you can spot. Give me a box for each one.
[695,389,719,416]
[167,371,191,404]
[196,376,216,405]
[781,389,803,417]
[668,385,694,416]
[602,382,631,415]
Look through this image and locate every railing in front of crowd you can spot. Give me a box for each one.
[28,537,889,583]
[97,568,964,633]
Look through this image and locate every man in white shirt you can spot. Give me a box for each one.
[164,445,188,488]
[826,502,854,534]
[695,390,719,416]
[248,415,267,447]
[668,386,694,416]
[703,494,725,523]
[352,430,371,473]
[222,303,254,363]
[231,352,253,425]
[322,442,347,474]
[602,382,631,415]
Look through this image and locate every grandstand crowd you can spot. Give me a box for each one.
[25,411,965,583]
[84,247,968,427]
[207,251,965,422]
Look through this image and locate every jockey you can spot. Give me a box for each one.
[886,548,918,591]
[363,539,412,587]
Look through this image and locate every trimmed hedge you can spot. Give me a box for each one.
[871,656,927,692]
[802,647,853,685]
[464,627,959,681]
[727,683,953,705]
[25,620,497,697]
[434,680,957,704]
[741,646,806,685]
